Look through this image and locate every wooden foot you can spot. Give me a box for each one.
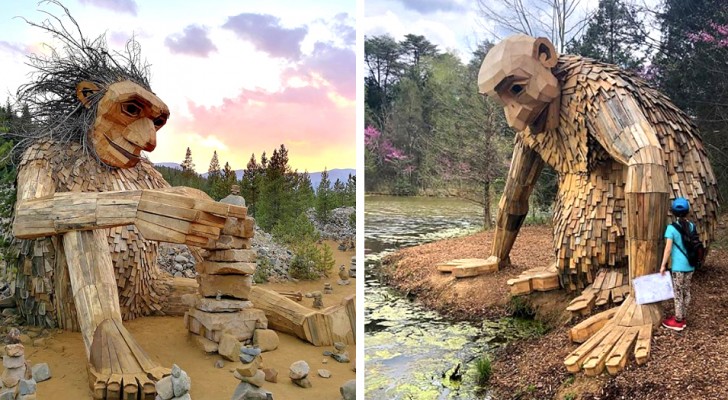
[88,320,169,399]
[564,295,660,376]
[435,258,499,278]
[507,263,559,295]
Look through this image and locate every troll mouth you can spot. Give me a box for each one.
[104,134,141,160]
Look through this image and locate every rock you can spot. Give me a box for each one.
[170,364,191,397]
[254,319,267,330]
[220,191,246,207]
[195,297,253,313]
[322,358,328,364]
[19,395,38,400]
[198,261,256,276]
[252,330,279,352]
[292,377,311,388]
[317,369,331,378]
[155,376,174,400]
[174,255,188,264]
[322,351,333,357]
[334,342,346,352]
[7,328,20,344]
[215,360,225,369]
[195,336,219,353]
[1,364,25,387]
[230,382,269,400]
[262,368,277,383]
[186,308,266,342]
[3,355,25,369]
[0,389,15,400]
[218,334,242,362]
[31,338,45,347]
[5,344,24,357]
[289,360,309,380]
[239,347,262,364]
[332,353,350,363]
[197,274,253,299]
[30,363,50,382]
[173,395,191,400]
[340,379,356,400]
[18,379,36,395]
[236,357,261,377]
[241,370,265,388]
[337,279,350,286]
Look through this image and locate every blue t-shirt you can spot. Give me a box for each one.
[665,222,695,273]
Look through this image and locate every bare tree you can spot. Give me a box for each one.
[477,0,591,52]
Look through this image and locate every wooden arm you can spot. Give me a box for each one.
[589,94,670,280]
[492,135,545,262]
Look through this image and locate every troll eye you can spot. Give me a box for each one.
[153,114,168,128]
[121,101,143,117]
[511,84,524,95]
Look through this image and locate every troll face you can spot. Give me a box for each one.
[77,80,169,168]
[478,35,560,132]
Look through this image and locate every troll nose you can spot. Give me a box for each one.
[125,118,157,152]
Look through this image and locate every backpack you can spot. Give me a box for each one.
[671,221,706,268]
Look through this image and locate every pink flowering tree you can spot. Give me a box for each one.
[364,125,413,192]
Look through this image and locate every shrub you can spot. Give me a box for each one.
[289,240,334,280]
[253,257,272,284]
[474,355,492,386]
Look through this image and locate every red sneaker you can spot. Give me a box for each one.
[662,316,685,331]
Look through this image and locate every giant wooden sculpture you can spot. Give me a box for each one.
[9,7,245,399]
[473,35,718,374]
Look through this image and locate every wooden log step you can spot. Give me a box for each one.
[605,326,639,375]
[507,277,532,296]
[564,325,613,373]
[435,258,485,273]
[582,325,627,376]
[634,324,652,365]
[569,307,618,343]
[452,259,499,278]
[531,271,560,291]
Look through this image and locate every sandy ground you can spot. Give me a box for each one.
[385,217,728,400]
[24,241,355,400]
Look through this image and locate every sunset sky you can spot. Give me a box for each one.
[0,0,355,173]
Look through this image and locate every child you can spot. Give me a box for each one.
[659,197,695,331]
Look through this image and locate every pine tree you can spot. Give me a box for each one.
[315,168,333,222]
[207,151,221,180]
[180,147,195,175]
[345,174,356,206]
[567,0,647,70]
[240,154,262,215]
[332,178,346,208]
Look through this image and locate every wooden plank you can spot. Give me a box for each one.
[583,325,626,376]
[634,324,652,365]
[605,326,639,375]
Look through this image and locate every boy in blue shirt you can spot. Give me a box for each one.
[659,197,695,331]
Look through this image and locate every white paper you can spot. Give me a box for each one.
[633,272,674,305]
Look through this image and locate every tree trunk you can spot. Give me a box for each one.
[483,180,492,229]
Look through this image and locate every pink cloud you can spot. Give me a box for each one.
[223,13,307,60]
[297,42,355,99]
[171,85,354,168]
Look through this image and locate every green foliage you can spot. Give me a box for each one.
[567,0,648,70]
[155,165,208,191]
[315,168,334,222]
[564,393,576,400]
[473,355,492,386]
[253,256,272,284]
[180,147,195,174]
[289,239,335,280]
[272,212,320,246]
[507,296,536,319]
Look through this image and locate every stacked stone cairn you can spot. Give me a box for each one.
[323,342,350,363]
[323,283,333,294]
[0,328,48,400]
[337,265,350,286]
[288,360,311,388]
[305,291,324,309]
[185,186,268,353]
[155,364,191,400]
[231,347,272,400]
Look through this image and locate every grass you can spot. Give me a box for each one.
[564,393,577,400]
[474,355,492,386]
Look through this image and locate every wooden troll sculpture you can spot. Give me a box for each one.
[474,35,718,375]
[9,8,245,399]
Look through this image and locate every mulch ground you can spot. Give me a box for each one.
[383,217,728,400]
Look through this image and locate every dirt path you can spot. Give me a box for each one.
[385,218,728,400]
[23,242,355,400]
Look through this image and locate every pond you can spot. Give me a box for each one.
[364,195,491,399]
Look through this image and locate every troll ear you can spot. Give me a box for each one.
[76,81,101,108]
[533,37,558,68]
